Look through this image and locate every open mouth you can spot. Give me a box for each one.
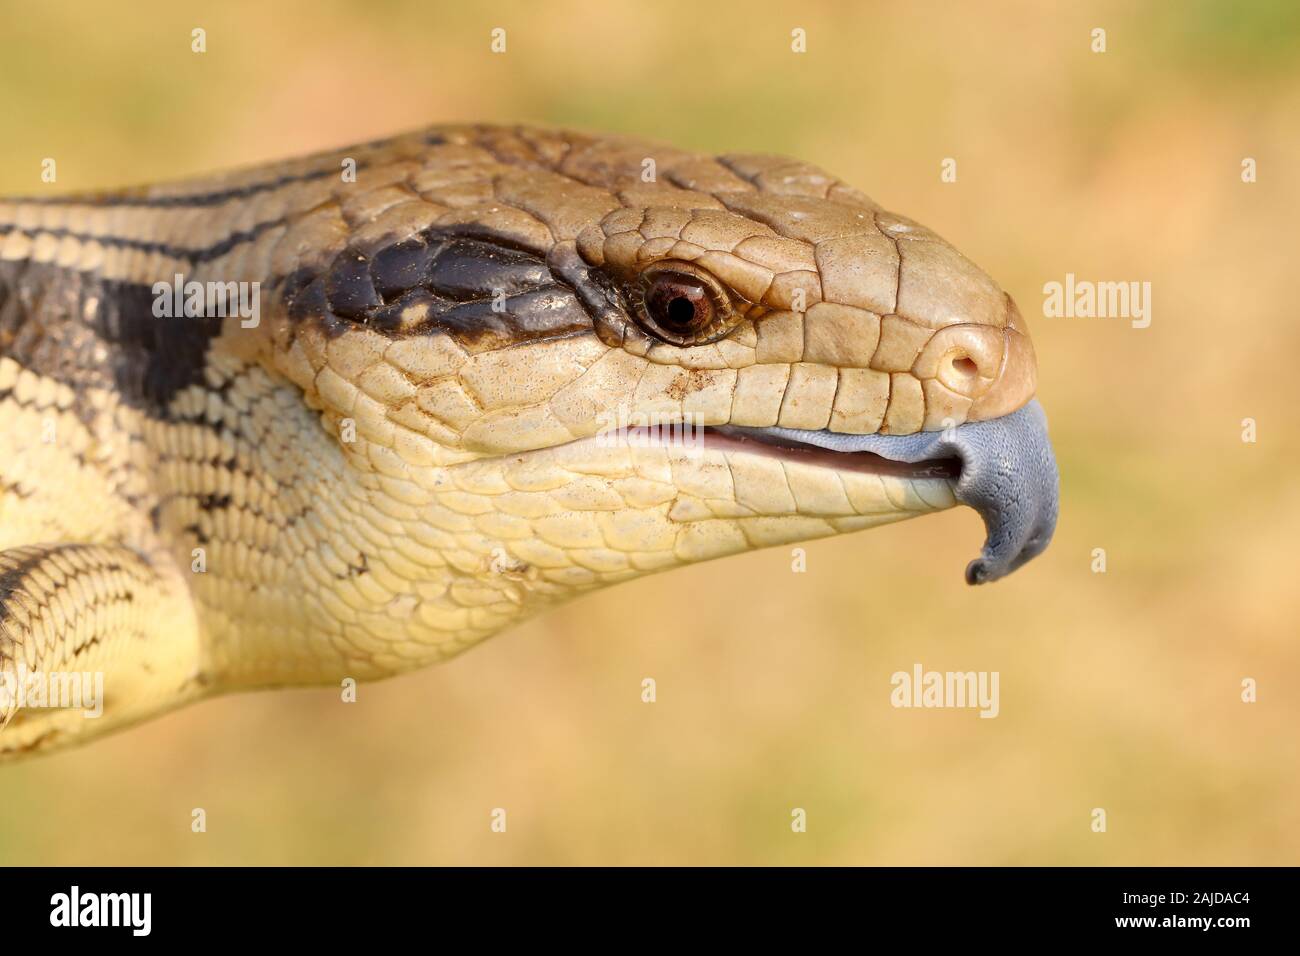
[617,400,1060,586]
[703,426,962,481]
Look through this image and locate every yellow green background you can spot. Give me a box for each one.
[1,0,1297,864]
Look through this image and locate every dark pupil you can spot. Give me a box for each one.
[649,277,709,336]
[665,295,697,328]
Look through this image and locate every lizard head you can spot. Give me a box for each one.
[0,125,1058,756]
[250,125,1058,668]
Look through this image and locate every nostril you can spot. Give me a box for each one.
[952,355,979,377]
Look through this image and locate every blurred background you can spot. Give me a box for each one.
[1,0,1297,865]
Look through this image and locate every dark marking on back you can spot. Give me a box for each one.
[0,259,222,413]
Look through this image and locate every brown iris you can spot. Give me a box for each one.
[634,262,734,346]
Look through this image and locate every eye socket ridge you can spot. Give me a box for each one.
[633,260,736,346]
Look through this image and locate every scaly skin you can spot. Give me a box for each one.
[0,124,1039,758]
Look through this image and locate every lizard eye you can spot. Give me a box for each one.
[634,261,736,345]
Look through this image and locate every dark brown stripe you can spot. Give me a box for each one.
[0,216,287,266]
[0,127,459,213]
[8,160,359,210]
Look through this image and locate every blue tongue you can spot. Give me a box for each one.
[765,400,1059,584]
